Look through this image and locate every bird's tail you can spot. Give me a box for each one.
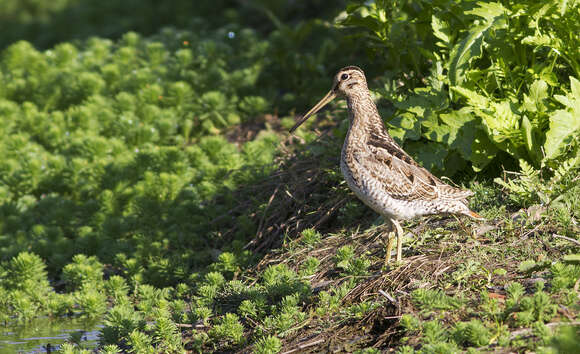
[466,210,484,220]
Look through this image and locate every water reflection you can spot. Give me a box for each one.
[0,317,102,353]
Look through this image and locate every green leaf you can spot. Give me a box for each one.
[387,113,421,143]
[571,76,580,103]
[521,115,540,164]
[543,110,580,160]
[439,108,478,160]
[471,130,498,171]
[523,79,549,113]
[432,15,451,47]
[451,86,490,108]
[449,2,508,86]
[544,77,580,160]
[405,140,448,173]
[465,2,508,21]
[448,25,486,87]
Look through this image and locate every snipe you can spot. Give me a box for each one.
[290,66,482,264]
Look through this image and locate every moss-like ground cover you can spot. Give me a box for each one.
[0,0,579,353]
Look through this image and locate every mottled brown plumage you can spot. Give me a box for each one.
[291,66,482,263]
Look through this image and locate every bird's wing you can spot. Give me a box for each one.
[354,133,472,202]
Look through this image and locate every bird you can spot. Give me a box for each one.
[290,65,482,264]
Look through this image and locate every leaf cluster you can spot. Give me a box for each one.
[342,0,580,186]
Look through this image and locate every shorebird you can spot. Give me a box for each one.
[290,66,482,264]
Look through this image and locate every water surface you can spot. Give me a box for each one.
[0,317,102,353]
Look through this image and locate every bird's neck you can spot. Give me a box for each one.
[345,91,385,139]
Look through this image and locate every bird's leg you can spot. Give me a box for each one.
[385,228,395,265]
[392,219,403,262]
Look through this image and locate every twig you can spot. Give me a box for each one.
[313,198,346,229]
[281,338,325,354]
[509,222,543,245]
[379,289,398,305]
[175,323,192,328]
[553,233,580,246]
[247,185,280,248]
[508,321,580,340]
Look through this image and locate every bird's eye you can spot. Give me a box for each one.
[340,73,349,80]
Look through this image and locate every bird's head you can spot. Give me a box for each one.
[332,66,368,97]
[289,66,367,133]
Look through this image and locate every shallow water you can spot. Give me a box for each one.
[0,317,102,353]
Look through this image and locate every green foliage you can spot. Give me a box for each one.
[411,288,464,312]
[452,320,491,347]
[549,326,580,353]
[299,228,322,247]
[1,252,50,294]
[422,320,447,344]
[0,25,283,291]
[299,256,321,276]
[261,293,308,337]
[0,252,79,322]
[550,262,580,291]
[75,284,107,318]
[342,0,580,183]
[209,313,245,346]
[315,282,355,316]
[152,315,183,353]
[105,275,130,305]
[261,264,311,302]
[253,335,283,354]
[1,1,579,352]
[335,245,371,277]
[59,342,93,354]
[62,254,103,290]
[400,314,421,332]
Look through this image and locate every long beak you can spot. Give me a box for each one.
[289,90,337,133]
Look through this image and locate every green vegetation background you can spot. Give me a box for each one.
[0,0,578,353]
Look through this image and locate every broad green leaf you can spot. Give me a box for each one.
[571,76,580,101]
[432,15,451,47]
[451,86,490,108]
[421,119,451,143]
[489,101,519,131]
[449,2,508,86]
[387,113,421,143]
[448,25,486,87]
[544,76,580,160]
[471,129,498,171]
[394,87,448,116]
[440,108,478,160]
[521,34,558,47]
[521,115,540,164]
[543,109,580,160]
[523,79,548,113]
[554,94,572,108]
[465,2,509,21]
[404,140,448,173]
[530,79,549,102]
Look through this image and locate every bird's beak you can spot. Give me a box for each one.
[289,89,337,133]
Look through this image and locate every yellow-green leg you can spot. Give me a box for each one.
[393,219,403,262]
[385,230,395,265]
[385,219,403,265]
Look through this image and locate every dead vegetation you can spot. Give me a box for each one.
[196,125,579,353]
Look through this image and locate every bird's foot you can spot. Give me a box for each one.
[384,220,404,268]
[384,232,402,268]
